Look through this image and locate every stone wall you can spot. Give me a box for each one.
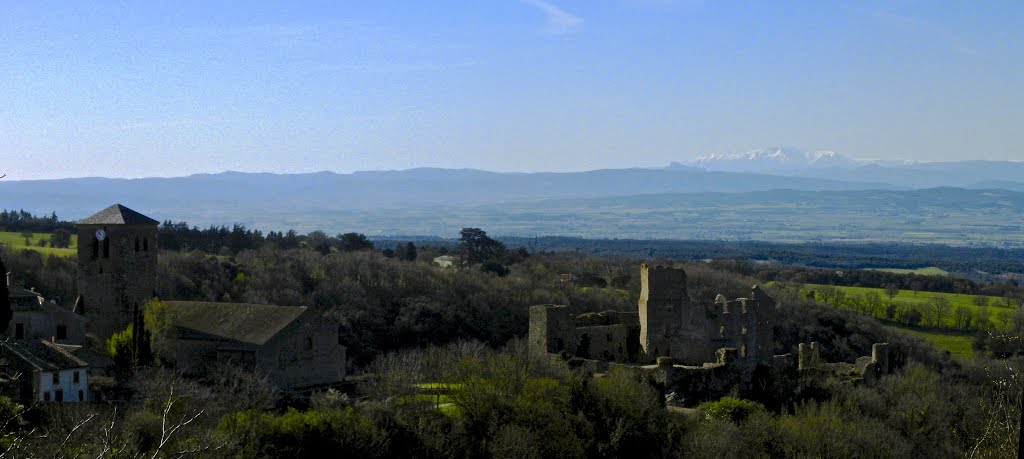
[258,314,346,389]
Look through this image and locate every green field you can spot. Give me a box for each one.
[898,327,975,359]
[867,267,950,276]
[796,283,1005,358]
[0,231,78,257]
[803,283,1014,328]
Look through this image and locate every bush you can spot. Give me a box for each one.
[698,397,765,423]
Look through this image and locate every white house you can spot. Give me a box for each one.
[0,340,94,402]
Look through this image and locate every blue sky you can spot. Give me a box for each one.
[1,1,1022,179]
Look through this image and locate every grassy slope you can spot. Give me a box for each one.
[898,328,975,359]
[0,231,78,257]
[868,267,950,276]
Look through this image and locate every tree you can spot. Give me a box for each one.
[926,297,951,328]
[972,295,990,308]
[0,255,10,332]
[884,284,900,304]
[864,292,883,317]
[404,242,417,262]
[905,307,923,326]
[20,230,31,246]
[49,228,72,248]
[975,306,992,331]
[458,228,506,265]
[337,232,373,252]
[306,231,333,254]
[953,305,973,330]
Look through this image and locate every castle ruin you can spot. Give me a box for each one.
[529,264,896,404]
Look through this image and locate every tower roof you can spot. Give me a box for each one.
[78,204,158,226]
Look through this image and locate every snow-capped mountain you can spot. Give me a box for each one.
[689,147,858,173]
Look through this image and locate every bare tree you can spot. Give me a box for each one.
[953,305,973,330]
[927,297,952,328]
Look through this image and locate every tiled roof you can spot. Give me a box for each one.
[78,204,159,225]
[164,301,308,346]
[2,340,89,372]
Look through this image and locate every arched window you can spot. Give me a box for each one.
[134,237,140,252]
[143,238,149,251]
[91,237,99,259]
[102,236,110,258]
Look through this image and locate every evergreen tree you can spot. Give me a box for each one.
[405,242,417,262]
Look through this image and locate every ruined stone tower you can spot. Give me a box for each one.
[638,264,687,358]
[76,204,158,343]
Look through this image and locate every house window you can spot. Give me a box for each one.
[103,236,110,258]
[53,372,59,384]
[56,325,67,340]
[54,390,63,402]
[92,237,99,258]
[78,390,84,401]
[43,392,50,402]
[143,238,149,251]
[73,371,80,384]
[134,237,140,252]
[14,323,24,339]
[304,337,313,350]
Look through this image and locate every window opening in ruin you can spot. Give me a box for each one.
[304,337,313,350]
[134,237,140,252]
[78,390,84,401]
[53,372,59,384]
[576,334,591,359]
[54,390,63,402]
[56,325,67,340]
[73,371,80,383]
[144,238,149,251]
[14,323,23,339]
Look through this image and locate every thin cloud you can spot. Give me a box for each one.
[520,0,583,35]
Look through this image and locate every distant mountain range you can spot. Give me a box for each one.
[678,147,1024,189]
[682,147,856,172]
[1,157,1023,245]
[0,167,891,224]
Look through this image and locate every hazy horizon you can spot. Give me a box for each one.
[2,1,1022,180]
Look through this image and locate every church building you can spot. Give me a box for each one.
[73,204,346,389]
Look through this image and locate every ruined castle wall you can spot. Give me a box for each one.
[574,324,633,362]
[528,305,576,357]
[639,264,687,359]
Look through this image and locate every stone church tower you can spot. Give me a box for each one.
[76,204,158,343]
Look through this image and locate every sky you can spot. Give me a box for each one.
[1,0,1022,179]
